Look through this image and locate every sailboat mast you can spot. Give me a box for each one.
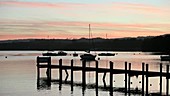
[106,33,107,39]
[88,24,91,53]
[89,24,91,39]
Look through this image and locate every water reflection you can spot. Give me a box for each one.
[37,78,51,90]
[36,77,144,95]
[1,51,170,96]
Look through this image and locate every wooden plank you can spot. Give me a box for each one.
[37,63,170,77]
[37,56,51,63]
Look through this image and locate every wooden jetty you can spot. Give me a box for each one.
[36,56,170,96]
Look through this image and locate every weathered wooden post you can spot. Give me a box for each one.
[64,69,69,82]
[46,57,51,87]
[128,63,131,95]
[96,60,99,95]
[47,57,51,82]
[109,61,113,96]
[160,63,162,95]
[103,72,107,88]
[37,56,40,80]
[142,63,145,96]
[37,56,51,87]
[71,59,74,91]
[59,59,62,90]
[82,60,86,89]
[146,64,149,96]
[125,62,127,94]
[36,56,40,88]
[166,65,169,96]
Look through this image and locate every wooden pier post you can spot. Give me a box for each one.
[109,61,113,96]
[96,61,99,95]
[36,56,40,89]
[82,60,86,89]
[128,63,131,95]
[71,59,74,91]
[64,69,69,82]
[47,57,51,82]
[36,56,51,87]
[46,56,51,87]
[160,63,162,95]
[142,63,145,96]
[125,62,127,94]
[37,56,40,81]
[59,59,62,90]
[166,65,169,96]
[103,72,107,88]
[146,64,149,96]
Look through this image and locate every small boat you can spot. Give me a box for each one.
[80,53,96,61]
[73,52,78,57]
[80,24,96,61]
[42,51,67,56]
[98,53,115,56]
[160,55,170,61]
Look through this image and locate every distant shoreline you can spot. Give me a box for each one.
[0,34,169,53]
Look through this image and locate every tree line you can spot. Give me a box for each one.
[0,34,170,52]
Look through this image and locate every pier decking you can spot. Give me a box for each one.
[36,56,170,96]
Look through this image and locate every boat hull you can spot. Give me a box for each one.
[42,51,67,56]
[80,54,96,61]
[160,56,170,61]
[98,53,115,56]
[73,54,78,57]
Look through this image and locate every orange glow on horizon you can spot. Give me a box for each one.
[0,1,170,40]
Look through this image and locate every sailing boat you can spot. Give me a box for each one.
[160,55,170,61]
[80,24,96,61]
[98,34,115,56]
[73,52,78,57]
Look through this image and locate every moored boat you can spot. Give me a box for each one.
[80,24,96,61]
[42,51,67,56]
[80,53,96,61]
[98,53,115,56]
[73,52,78,57]
[160,55,170,61]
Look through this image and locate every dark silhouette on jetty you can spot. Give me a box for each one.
[36,56,170,96]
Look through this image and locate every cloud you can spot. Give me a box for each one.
[0,1,64,8]
[0,1,168,15]
[111,2,164,13]
[0,19,170,40]
[0,1,95,10]
[1,19,170,31]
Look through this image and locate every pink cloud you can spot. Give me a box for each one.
[0,1,97,9]
[0,1,64,8]
[111,2,164,13]
[0,1,167,15]
[1,19,170,29]
[0,19,170,40]
[45,21,170,30]
[0,33,81,40]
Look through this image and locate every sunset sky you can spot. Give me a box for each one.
[0,0,170,40]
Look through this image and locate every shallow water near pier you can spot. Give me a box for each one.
[0,51,169,96]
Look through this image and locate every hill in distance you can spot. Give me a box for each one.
[0,34,170,52]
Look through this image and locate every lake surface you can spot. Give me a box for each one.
[0,51,169,96]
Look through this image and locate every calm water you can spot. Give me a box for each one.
[0,51,169,96]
